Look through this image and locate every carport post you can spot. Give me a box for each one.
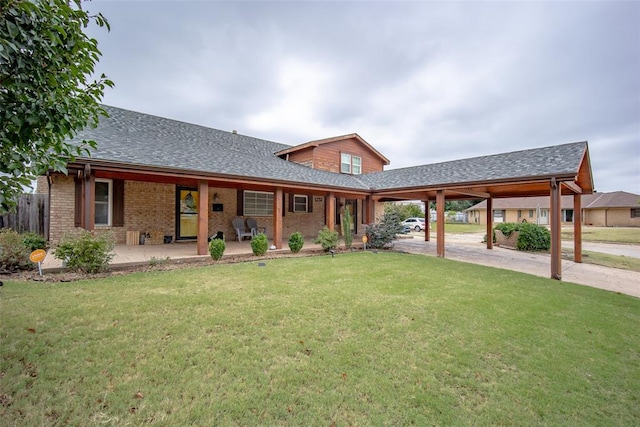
[423,197,430,242]
[436,190,445,257]
[486,197,493,250]
[574,193,582,263]
[196,180,209,255]
[550,178,562,280]
[273,188,283,249]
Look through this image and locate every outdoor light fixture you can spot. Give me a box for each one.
[213,193,219,202]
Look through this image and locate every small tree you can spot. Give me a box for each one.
[288,232,304,253]
[208,238,225,261]
[0,0,114,212]
[342,208,353,249]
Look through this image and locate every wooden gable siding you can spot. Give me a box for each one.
[286,147,315,168]
[293,137,384,174]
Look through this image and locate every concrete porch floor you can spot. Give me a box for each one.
[41,237,328,271]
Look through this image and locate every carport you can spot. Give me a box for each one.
[362,141,594,280]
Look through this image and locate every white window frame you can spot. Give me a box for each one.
[244,190,273,216]
[340,153,362,175]
[94,179,113,226]
[340,153,351,174]
[352,155,362,175]
[293,194,309,213]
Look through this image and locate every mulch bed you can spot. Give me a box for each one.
[1,248,330,284]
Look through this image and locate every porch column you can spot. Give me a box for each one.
[83,164,95,231]
[486,197,493,249]
[436,190,445,257]
[196,180,209,255]
[573,193,582,263]
[550,178,562,280]
[364,195,374,225]
[273,187,283,249]
[422,197,430,242]
[326,192,336,231]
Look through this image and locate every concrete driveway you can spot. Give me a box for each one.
[395,233,640,299]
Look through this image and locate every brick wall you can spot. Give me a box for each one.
[48,175,77,244]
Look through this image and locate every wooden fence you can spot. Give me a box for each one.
[0,194,48,238]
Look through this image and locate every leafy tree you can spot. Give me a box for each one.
[0,0,113,212]
[384,202,425,221]
[429,200,479,212]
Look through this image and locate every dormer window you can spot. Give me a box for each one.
[341,153,362,175]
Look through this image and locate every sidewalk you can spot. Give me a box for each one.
[394,234,640,299]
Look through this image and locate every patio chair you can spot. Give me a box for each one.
[232,217,253,242]
[246,218,259,237]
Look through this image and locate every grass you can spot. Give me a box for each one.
[564,250,640,272]
[561,226,640,244]
[2,253,639,425]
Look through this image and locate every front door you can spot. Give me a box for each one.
[176,186,199,240]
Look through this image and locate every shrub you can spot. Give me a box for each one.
[54,229,115,273]
[366,210,404,249]
[516,222,551,251]
[250,233,268,256]
[288,232,304,253]
[314,226,339,252]
[494,222,519,237]
[0,228,32,271]
[493,222,550,252]
[208,238,226,261]
[22,232,47,251]
[342,208,353,249]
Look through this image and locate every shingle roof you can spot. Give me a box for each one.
[70,105,371,191]
[69,106,590,194]
[360,141,588,191]
[466,191,639,210]
[584,191,640,208]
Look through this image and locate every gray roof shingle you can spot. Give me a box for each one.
[70,105,371,190]
[69,106,589,193]
[359,142,588,191]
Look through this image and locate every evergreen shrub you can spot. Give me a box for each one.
[288,232,304,253]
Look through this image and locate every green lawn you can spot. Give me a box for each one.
[2,253,639,425]
[562,226,640,244]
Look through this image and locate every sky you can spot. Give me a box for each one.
[84,0,640,194]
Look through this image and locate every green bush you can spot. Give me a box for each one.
[516,222,551,251]
[22,232,47,251]
[494,222,519,237]
[54,229,115,273]
[314,226,339,252]
[493,222,550,252]
[342,208,353,249]
[208,238,226,261]
[366,210,404,249]
[0,228,32,271]
[251,233,268,256]
[288,232,304,253]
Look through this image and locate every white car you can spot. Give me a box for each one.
[401,217,426,231]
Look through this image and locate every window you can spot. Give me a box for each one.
[529,209,534,218]
[95,179,112,226]
[244,191,273,216]
[517,210,522,219]
[631,209,640,218]
[340,153,362,175]
[563,209,574,223]
[352,156,362,175]
[293,195,308,212]
[341,153,351,173]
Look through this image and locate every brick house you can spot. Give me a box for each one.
[39,105,595,279]
[467,191,640,227]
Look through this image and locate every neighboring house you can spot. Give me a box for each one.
[37,105,594,278]
[467,191,640,227]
